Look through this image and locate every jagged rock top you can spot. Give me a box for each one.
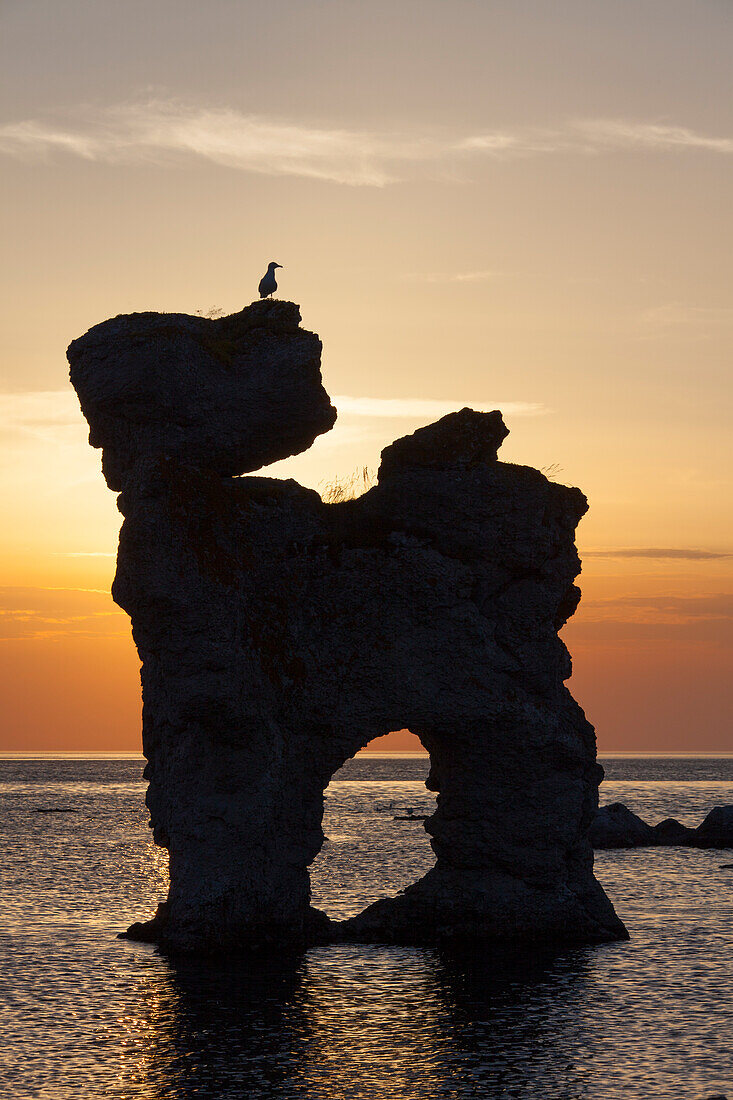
[378,408,509,477]
[68,300,336,491]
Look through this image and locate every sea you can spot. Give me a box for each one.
[1,753,732,1100]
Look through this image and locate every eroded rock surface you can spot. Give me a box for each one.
[69,302,627,953]
[68,300,336,490]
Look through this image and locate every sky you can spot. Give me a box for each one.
[0,0,731,751]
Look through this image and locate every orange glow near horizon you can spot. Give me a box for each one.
[1,547,730,753]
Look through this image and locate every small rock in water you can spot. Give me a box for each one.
[34,807,78,813]
[590,803,655,848]
[591,803,733,850]
[695,806,733,848]
[652,817,695,846]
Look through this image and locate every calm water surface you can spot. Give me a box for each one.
[1,755,732,1099]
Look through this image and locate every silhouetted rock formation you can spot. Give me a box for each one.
[68,300,335,491]
[695,806,733,847]
[591,803,733,849]
[69,301,627,953]
[590,803,657,849]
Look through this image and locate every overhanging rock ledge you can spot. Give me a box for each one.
[68,299,336,491]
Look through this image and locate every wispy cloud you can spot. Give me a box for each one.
[1,387,544,479]
[640,304,733,328]
[1,100,732,186]
[402,271,504,284]
[582,548,730,561]
[571,119,733,155]
[4,387,545,433]
[0,390,82,444]
[333,396,546,418]
[0,103,431,186]
[459,119,733,159]
[0,390,104,491]
[54,552,116,558]
[582,594,733,622]
[0,121,101,160]
[457,130,560,156]
[573,593,733,647]
[0,586,126,641]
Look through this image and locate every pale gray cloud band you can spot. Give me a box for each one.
[1,100,732,186]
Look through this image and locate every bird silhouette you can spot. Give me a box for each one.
[258,262,282,299]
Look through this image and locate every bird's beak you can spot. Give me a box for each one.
[276,264,283,268]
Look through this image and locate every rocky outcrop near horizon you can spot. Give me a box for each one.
[69,300,627,953]
[592,802,733,849]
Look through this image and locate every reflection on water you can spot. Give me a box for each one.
[133,951,308,1097]
[125,945,599,1099]
[105,937,733,1099]
[1,757,733,1099]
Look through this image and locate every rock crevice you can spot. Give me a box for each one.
[69,301,627,952]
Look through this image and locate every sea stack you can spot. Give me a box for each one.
[68,300,627,952]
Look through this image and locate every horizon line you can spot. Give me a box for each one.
[3,750,733,759]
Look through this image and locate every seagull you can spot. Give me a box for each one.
[258,261,282,299]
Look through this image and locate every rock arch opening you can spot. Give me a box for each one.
[310,732,437,922]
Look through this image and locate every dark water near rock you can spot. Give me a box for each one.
[1,754,732,1099]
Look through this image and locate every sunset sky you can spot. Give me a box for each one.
[1,0,731,751]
